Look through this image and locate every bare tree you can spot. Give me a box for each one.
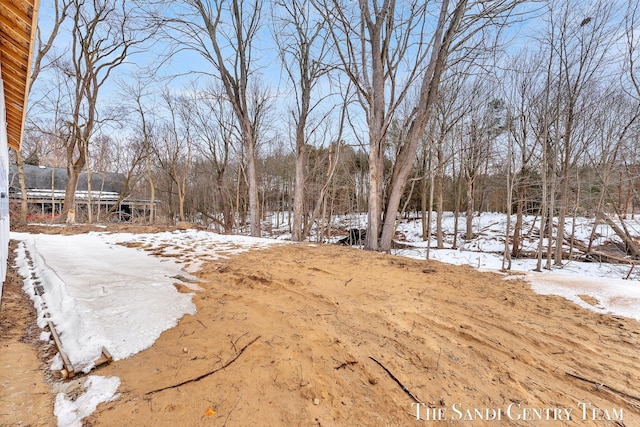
[501,51,543,258]
[459,82,504,240]
[157,92,194,223]
[545,0,618,265]
[430,74,470,248]
[319,0,525,251]
[121,77,158,223]
[54,0,149,223]
[271,0,332,242]
[301,97,350,240]
[157,0,265,236]
[131,84,156,224]
[584,89,639,254]
[186,86,235,232]
[625,0,640,101]
[380,0,527,252]
[317,0,433,250]
[95,134,147,222]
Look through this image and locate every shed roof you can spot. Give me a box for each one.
[0,0,39,151]
[8,164,126,194]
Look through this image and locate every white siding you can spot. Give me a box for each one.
[1,68,8,294]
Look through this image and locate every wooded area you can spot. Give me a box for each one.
[12,0,640,263]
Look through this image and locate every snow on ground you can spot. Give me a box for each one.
[54,376,120,427]
[393,246,640,322]
[391,212,640,322]
[13,232,197,368]
[103,229,290,273]
[266,210,640,321]
[10,229,287,427]
[525,273,640,321]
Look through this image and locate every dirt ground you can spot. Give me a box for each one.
[1,225,640,426]
[0,242,56,426]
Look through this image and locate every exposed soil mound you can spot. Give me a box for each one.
[80,243,639,426]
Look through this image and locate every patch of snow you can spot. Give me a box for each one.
[103,229,289,272]
[50,353,63,371]
[12,233,197,370]
[526,273,640,322]
[11,228,289,426]
[54,376,120,427]
[392,212,640,320]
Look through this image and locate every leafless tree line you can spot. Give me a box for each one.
[13,0,640,262]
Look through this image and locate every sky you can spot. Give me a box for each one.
[26,0,553,151]
[28,0,638,168]
[9,211,640,425]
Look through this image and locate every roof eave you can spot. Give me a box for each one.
[2,0,40,151]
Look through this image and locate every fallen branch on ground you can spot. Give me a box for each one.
[369,356,421,403]
[582,251,633,265]
[566,372,640,408]
[561,235,632,265]
[146,335,261,395]
[596,212,640,259]
[335,360,357,370]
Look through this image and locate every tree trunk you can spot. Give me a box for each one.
[147,153,155,224]
[503,177,513,270]
[86,163,93,224]
[420,161,428,242]
[302,143,339,240]
[512,196,523,257]
[364,40,386,251]
[465,176,474,240]
[244,125,261,237]
[217,174,233,233]
[426,158,435,260]
[554,156,570,266]
[435,145,444,248]
[378,0,463,252]
[452,173,461,250]
[177,189,185,222]
[63,133,86,224]
[419,141,428,241]
[598,211,640,259]
[63,163,82,224]
[292,131,306,241]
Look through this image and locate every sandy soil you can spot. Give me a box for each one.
[0,242,56,426]
[2,226,640,426]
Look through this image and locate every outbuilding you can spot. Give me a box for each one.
[7,164,156,222]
